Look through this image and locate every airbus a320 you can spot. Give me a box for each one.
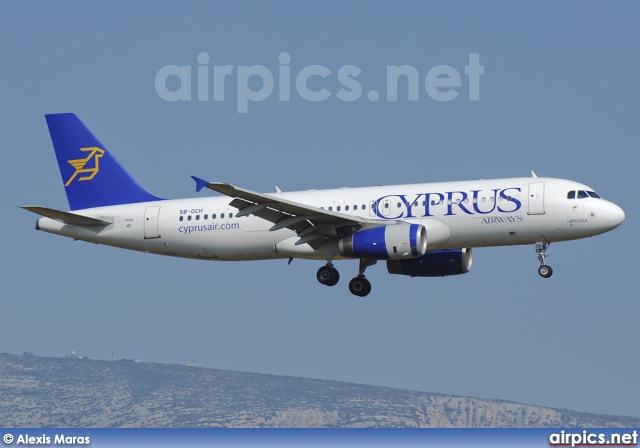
[22,113,625,296]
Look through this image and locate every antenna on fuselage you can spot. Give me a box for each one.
[531,170,538,178]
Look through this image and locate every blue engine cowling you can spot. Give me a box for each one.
[339,224,427,260]
[386,248,472,277]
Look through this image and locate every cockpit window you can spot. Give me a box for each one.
[577,190,590,199]
[568,190,601,199]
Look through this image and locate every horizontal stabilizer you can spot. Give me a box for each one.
[21,206,111,227]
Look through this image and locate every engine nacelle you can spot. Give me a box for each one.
[386,248,472,277]
[339,224,427,260]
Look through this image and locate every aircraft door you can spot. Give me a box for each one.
[528,183,545,215]
[369,200,377,217]
[371,199,391,217]
[381,199,391,216]
[144,206,161,239]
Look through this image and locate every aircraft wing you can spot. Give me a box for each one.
[192,177,372,248]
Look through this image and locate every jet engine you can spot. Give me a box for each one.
[339,224,427,260]
[386,248,472,277]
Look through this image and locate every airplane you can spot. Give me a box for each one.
[22,113,625,297]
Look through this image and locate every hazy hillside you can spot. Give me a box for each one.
[1,353,637,428]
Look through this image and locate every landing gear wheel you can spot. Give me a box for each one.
[317,266,340,286]
[538,265,553,278]
[349,277,372,297]
[535,242,553,278]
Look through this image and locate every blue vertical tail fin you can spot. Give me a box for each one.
[45,113,162,210]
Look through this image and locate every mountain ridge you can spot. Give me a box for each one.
[1,353,637,428]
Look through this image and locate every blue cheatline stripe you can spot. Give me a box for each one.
[0,428,612,447]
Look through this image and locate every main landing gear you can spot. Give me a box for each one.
[535,242,553,278]
[317,262,340,286]
[317,259,376,297]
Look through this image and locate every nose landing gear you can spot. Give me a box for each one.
[536,242,553,278]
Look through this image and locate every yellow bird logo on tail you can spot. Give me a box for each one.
[64,147,105,187]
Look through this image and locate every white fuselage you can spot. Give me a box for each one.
[35,177,625,262]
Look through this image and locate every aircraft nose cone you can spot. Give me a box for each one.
[607,203,625,229]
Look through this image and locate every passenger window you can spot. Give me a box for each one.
[179,216,184,221]
[337,206,341,211]
[567,191,575,199]
[345,205,350,211]
[362,204,366,210]
[384,203,389,209]
[229,213,233,218]
[221,213,225,218]
[196,215,200,220]
[328,206,333,211]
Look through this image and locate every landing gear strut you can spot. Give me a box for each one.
[535,242,553,278]
[317,262,340,286]
[348,259,376,297]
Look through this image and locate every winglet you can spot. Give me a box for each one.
[191,176,211,193]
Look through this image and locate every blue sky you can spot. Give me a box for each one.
[2,2,639,418]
